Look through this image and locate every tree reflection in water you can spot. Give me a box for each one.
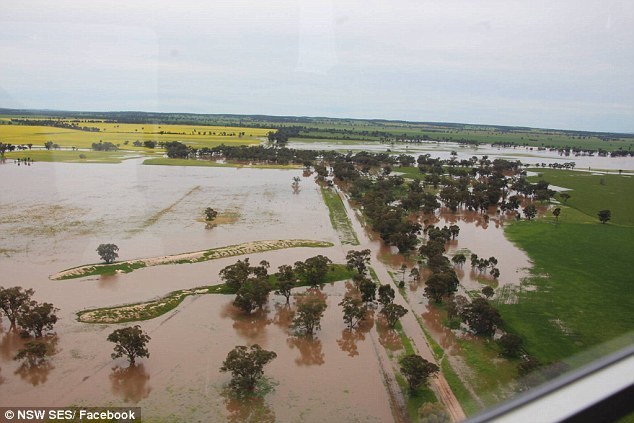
[222,303,271,344]
[222,390,276,423]
[109,364,151,403]
[286,336,325,366]
[272,303,293,332]
[375,316,404,352]
[0,330,26,361]
[336,309,374,357]
[12,335,59,387]
[14,361,54,386]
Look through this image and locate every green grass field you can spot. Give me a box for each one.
[529,169,634,226]
[320,186,359,245]
[499,200,634,366]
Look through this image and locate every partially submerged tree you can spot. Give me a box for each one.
[220,344,277,395]
[233,278,270,314]
[291,294,327,336]
[204,207,218,222]
[17,301,58,338]
[339,296,367,329]
[359,278,377,304]
[107,325,151,365]
[423,272,459,304]
[380,303,408,328]
[274,265,296,304]
[399,354,439,392]
[345,249,371,276]
[0,286,34,329]
[451,253,466,267]
[378,284,395,307]
[96,243,119,264]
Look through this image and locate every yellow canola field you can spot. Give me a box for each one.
[0,122,269,149]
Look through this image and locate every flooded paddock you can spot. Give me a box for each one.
[289,140,634,171]
[0,287,395,422]
[1,161,401,421]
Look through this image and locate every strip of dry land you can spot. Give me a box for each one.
[50,239,333,280]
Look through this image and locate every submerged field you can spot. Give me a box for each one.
[0,160,405,422]
[1,124,633,422]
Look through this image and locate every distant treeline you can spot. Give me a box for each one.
[10,118,101,132]
[492,142,634,157]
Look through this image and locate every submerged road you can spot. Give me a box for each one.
[336,188,467,423]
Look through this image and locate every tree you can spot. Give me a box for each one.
[552,207,561,221]
[399,354,439,392]
[204,207,218,222]
[291,294,327,336]
[380,303,408,328]
[44,141,54,150]
[345,249,371,276]
[559,192,571,204]
[14,341,48,367]
[17,302,58,338]
[481,286,494,298]
[294,255,332,286]
[418,402,450,423]
[523,204,537,220]
[470,253,479,269]
[234,278,270,314]
[107,325,150,365]
[97,243,119,264]
[359,278,377,304]
[598,209,611,224]
[448,224,460,240]
[451,253,466,267]
[339,296,367,329]
[0,286,34,329]
[274,265,296,304]
[220,344,277,395]
[164,141,191,158]
[378,284,395,306]
[424,272,459,303]
[409,267,420,282]
[220,258,253,292]
[498,333,523,358]
[461,297,503,337]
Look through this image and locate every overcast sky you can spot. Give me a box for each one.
[1,0,632,132]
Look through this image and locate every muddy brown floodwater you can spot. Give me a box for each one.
[0,160,401,422]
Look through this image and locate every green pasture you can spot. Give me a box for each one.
[320,186,359,245]
[529,169,634,226]
[499,206,634,365]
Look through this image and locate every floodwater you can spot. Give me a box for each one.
[289,140,634,171]
[0,160,402,421]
